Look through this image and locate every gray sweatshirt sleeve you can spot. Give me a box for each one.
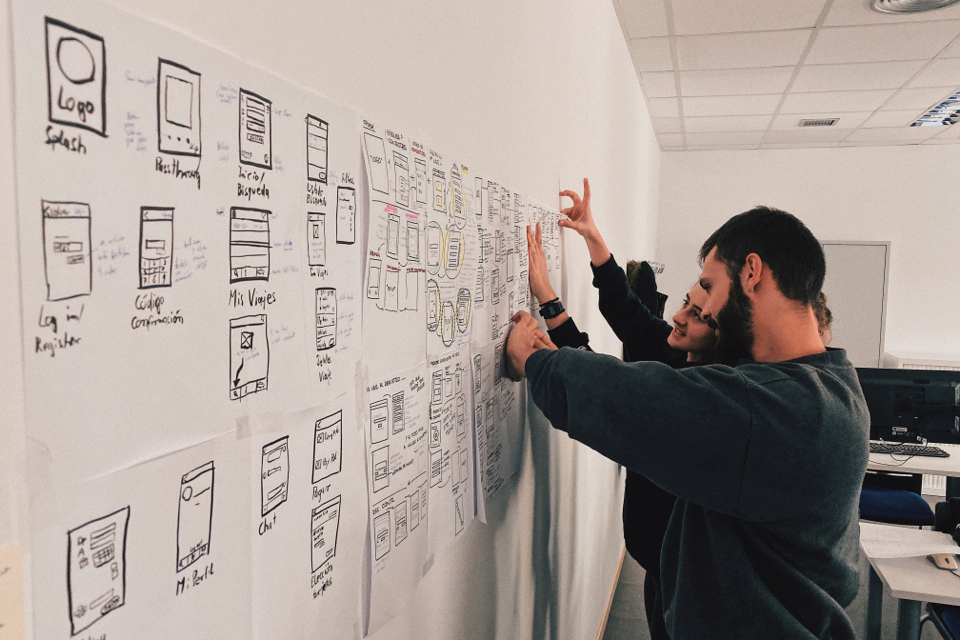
[526,347,753,516]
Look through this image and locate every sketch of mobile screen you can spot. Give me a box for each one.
[306,115,328,183]
[370,398,389,444]
[433,169,446,212]
[373,511,390,560]
[405,271,419,311]
[366,259,381,299]
[386,212,400,259]
[364,132,390,194]
[446,230,462,272]
[474,178,483,219]
[426,224,442,273]
[409,490,420,530]
[430,449,442,487]
[139,207,174,289]
[312,411,342,484]
[157,59,201,156]
[455,494,465,534]
[475,267,484,302]
[494,344,503,385]
[261,437,289,517]
[394,501,408,546]
[372,446,390,493]
[457,289,471,333]
[42,200,91,301]
[177,461,214,572]
[230,207,271,282]
[384,269,399,311]
[307,212,326,267]
[311,495,341,572]
[391,392,405,434]
[406,219,419,262]
[336,187,356,244]
[315,287,337,351]
[67,507,129,636]
[491,269,501,305]
[451,174,465,226]
[414,158,427,204]
[238,88,272,169]
[45,18,106,136]
[431,371,443,404]
[393,152,409,207]
[426,280,439,331]
[229,314,269,400]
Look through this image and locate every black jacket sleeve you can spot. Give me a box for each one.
[546,318,592,351]
[592,255,674,362]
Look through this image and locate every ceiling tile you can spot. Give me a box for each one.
[630,37,674,72]
[648,97,681,117]
[922,137,960,144]
[642,71,678,97]
[845,126,939,142]
[825,0,960,26]
[677,30,812,70]
[780,89,896,113]
[907,58,960,88]
[930,123,960,138]
[682,94,782,116]
[617,0,669,38]
[771,111,872,129]
[941,37,960,58]
[863,109,924,128]
[883,86,957,110]
[679,67,795,96]
[687,144,762,150]
[762,142,840,148]
[657,132,685,146]
[685,115,773,132]
[652,117,682,133]
[806,22,960,65]
[685,131,766,145]
[672,0,825,35]
[838,139,919,147]
[791,60,926,92]
[764,127,854,143]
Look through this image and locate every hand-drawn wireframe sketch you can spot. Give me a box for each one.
[393,151,410,207]
[238,88,272,169]
[366,259,381,299]
[42,200,91,301]
[364,132,389,194]
[414,158,428,205]
[139,207,174,289]
[229,314,269,400]
[391,392,405,434]
[440,300,455,347]
[426,280,439,332]
[311,495,341,572]
[230,207,270,282]
[450,167,466,230]
[177,461,214,572]
[315,287,336,350]
[429,449,441,487]
[373,511,390,560]
[370,397,389,444]
[409,489,420,530]
[454,493,465,535]
[386,212,400,259]
[336,187,356,244]
[426,222,442,275]
[405,270,419,310]
[406,220,420,262]
[312,410,342,484]
[45,18,106,136]
[260,437,289,517]
[157,59,200,156]
[66,506,129,636]
[456,288,471,335]
[372,446,390,493]
[306,212,326,267]
[384,268,399,311]
[305,115,328,183]
[394,501,408,546]
[432,167,446,212]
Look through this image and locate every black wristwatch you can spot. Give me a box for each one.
[539,297,565,319]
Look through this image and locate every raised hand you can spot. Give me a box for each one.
[559,178,611,267]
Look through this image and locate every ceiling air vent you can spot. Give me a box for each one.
[872,0,960,12]
[799,118,839,127]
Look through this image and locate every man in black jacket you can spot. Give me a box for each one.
[508,182,869,640]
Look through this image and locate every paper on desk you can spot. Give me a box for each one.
[861,524,960,558]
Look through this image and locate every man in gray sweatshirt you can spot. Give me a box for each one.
[508,190,870,640]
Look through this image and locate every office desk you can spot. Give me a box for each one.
[861,522,960,640]
[868,442,960,499]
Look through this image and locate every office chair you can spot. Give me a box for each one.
[858,470,935,528]
[920,603,960,639]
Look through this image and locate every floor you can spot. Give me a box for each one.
[602,500,949,640]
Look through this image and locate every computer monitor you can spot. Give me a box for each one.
[856,367,960,443]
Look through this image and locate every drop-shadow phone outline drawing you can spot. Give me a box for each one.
[238,88,272,169]
[139,207,174,289]
[260,437,289,517]
[45,17,106,136]
[229,314,269,400]
[66,506,129,636]
[177,462,214,573]
[157,59,200,157]
[42,200,92,301]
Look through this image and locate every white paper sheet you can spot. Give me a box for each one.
[360,121,427,377]
[426,349,476,553]
[362,364,431,634]
[30,430,251,640]
[250,391,366,640]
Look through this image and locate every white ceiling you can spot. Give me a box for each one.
[613,0,960,150]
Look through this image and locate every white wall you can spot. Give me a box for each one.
[0,1,661,639]
[656,146,960,357]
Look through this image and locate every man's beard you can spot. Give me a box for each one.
[715,276,755,363]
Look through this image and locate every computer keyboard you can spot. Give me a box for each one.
[869,442,951,458]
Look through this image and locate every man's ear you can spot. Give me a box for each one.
[742,253,764,294]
